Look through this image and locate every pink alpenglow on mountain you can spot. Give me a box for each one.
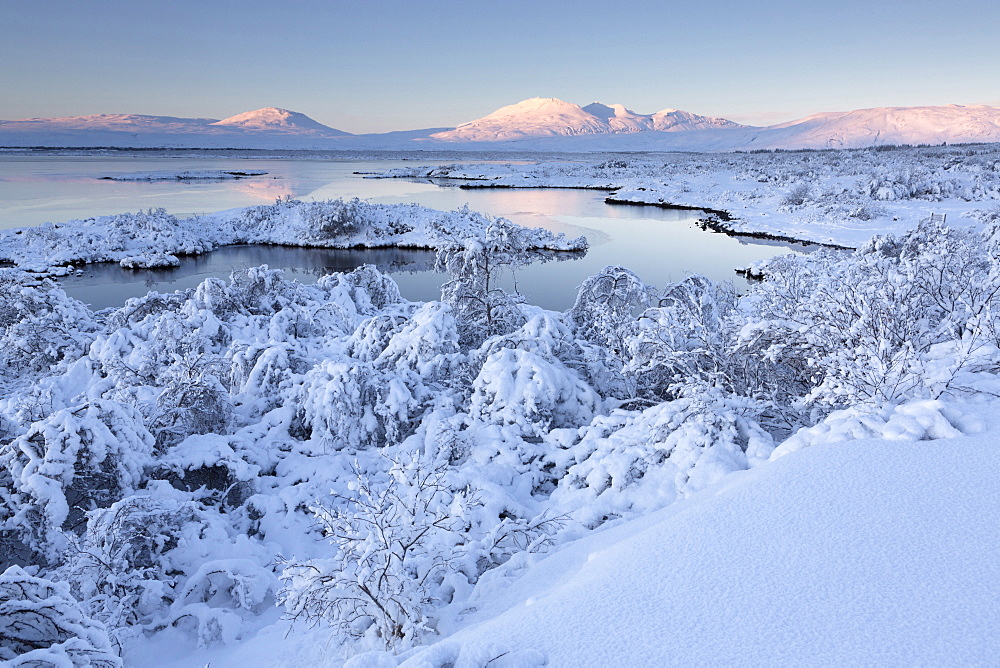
[0,108,351,148]
[429,97,744,141]
[757,104,1000,149]
[210,107,349,135]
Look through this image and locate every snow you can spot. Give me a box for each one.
[397,428,1000,667]
[3,159,1000,666]
[368,144,1000,248]
[0,108,352,149]
[0,198,586,274]
[429,97,742,142]
[211,108,347,135]
[8,100,1000,151]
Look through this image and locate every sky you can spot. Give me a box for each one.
[2,0,999,134]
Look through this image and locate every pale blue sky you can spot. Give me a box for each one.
[2,0,998,133]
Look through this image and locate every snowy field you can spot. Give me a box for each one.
[2,146,1000,666]
[371,143,1000,248]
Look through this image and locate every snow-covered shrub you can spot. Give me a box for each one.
[627,275,741,400]
[778,183,813,209]
[469,348,601,439]
[0,274,98,381]
[61,494,276,650]
[150,352,232,451]
[0,565,121,667]
[330,263,405,313]
[436,219,541,346]
[345,302,463,444]
[279,457,472,651]
[475,312,622,398]
[568,265,656,357]
[0,400,153,564]
[103,208,208,257]
[59,496,202,641]
[551,391,774,527]
[165,558,275,648]
[753,220,1000,410]
[227,341,307,417]
[293,357,377,450]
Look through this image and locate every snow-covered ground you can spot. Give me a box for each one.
[174,416,998,667]
[3,156,1000,666]
[0,198,585,273]
[371,144,1000,248]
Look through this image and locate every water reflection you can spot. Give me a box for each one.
[4,155,815,312]
[58,245,441,311]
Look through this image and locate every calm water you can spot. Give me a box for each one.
[0,155,810,310]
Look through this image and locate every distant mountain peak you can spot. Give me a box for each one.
[432,97,743,141]
[211,107,347,135]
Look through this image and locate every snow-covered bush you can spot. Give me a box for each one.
[753,220,1000,409]
[0,565,121,667]
[150,352,232,451]
[568,265,656,358]
[59,496,202,641]
[0,400,153,564]
[627,275,741,400]
[437,218,569,346]
[551,391,774,526]
[468,348,601,439]
[279,457,472,651]
[0,274,98,382]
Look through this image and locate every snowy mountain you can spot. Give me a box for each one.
[4,101,1000,151]
[0,107,351,148]
[210,107,349,135]
[749,104,1000,149]
[428,97,743,141]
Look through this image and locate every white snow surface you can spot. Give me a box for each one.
[0,198,585,272]
[392,429,1000,667]
[369,143,1000,248]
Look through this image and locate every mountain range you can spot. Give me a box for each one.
[3,100,1000,151]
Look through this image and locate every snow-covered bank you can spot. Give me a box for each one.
[99,170,268,181]
[370,144,1000,248]
[0,198,586,273]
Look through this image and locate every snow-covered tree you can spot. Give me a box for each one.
[279,456,471,651]
[436,218,537,346]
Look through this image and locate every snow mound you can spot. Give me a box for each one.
[400,432,1000,666]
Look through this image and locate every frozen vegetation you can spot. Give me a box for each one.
[2,180,1000,664]
[371,143,1000,248]
[3,147,1000,664]
[0,198,586,273]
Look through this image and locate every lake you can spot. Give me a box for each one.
[0,154,812,310]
